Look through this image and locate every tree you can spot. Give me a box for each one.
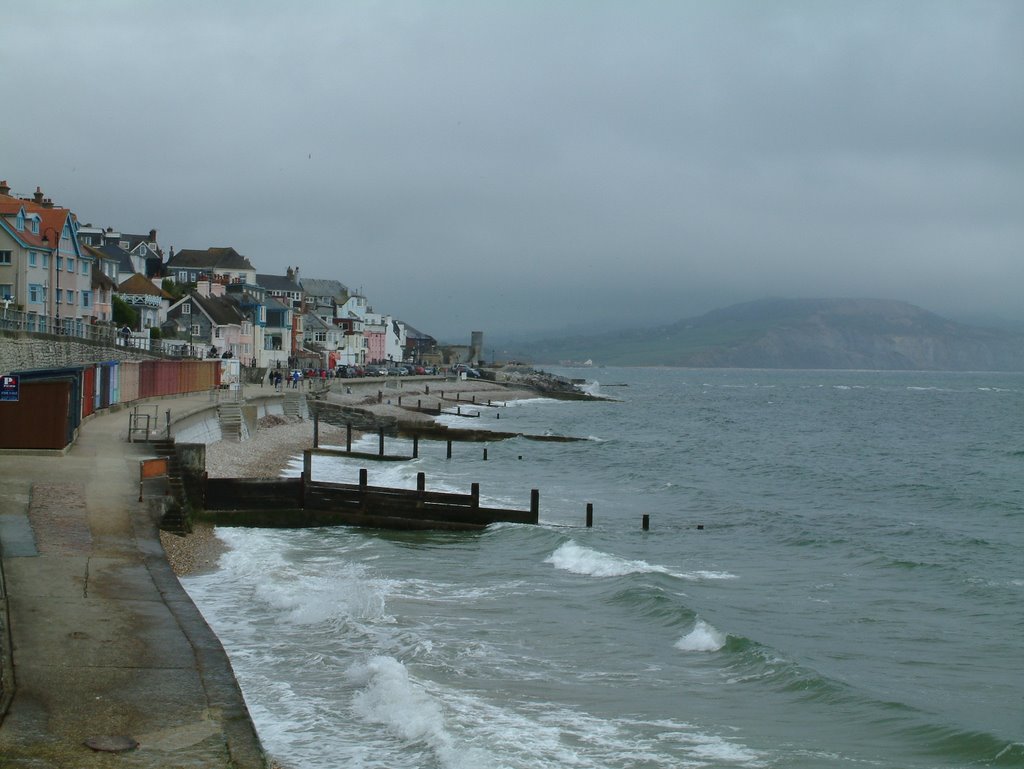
[161,278,187,301]
[112,296,138,329]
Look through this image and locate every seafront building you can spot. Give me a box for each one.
[0,175,442,368]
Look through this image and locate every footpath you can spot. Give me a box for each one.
[0,388,267,769]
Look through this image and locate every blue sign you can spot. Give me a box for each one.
[0,374,19,402]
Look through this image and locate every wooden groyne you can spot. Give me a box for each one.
[199,457,539,531]
[309,405,585,445]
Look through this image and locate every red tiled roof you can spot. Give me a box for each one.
[0,192,73,248]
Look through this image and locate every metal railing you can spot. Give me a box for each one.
[0,307,204,358]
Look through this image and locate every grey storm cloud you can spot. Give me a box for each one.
[3,0,1023,339]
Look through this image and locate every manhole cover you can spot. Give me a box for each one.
[84,735,139,752]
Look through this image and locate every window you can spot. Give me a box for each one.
[81,261,89,276]
[29,284,43,304]
[191,324,201,337]
[0,284,13,300]
[182,303,191,314]
[67,258,75,273]
[29,252,37,267]
[55,289,63,303]
[178,271,189,283]
[68,291,75,305]
[82,291,91,308]
[56,256,64,271]
[41,253,49,268]
[0,250,11,265]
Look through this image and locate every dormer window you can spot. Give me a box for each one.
[15,211,24,231]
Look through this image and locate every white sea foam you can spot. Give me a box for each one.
[674,620,727,652]
[545,541,737,581]
[546,541,674,577]
[347,656,485,769]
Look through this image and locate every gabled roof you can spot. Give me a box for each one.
[0,194,76,254]
[300,277,348,300]
[303,312,330,331]
[167,247,255,272]
[84,243,134,274]
[190,291,246,326]
[401,322,435,342]
[118,273,167,297]
[256,273,302,293]
[92,269,117,292]
[0,214,48,249]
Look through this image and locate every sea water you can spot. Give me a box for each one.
[182,368,1024,768]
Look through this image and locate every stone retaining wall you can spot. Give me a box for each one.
[0,331,164,373]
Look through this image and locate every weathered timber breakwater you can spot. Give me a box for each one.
[159,370,598,573]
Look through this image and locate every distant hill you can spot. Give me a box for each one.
[517,298,1024,371]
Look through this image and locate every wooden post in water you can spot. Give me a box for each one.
[378,390,383,403]
[413,436,419,458]
[496,412,500,420]
[586,503,593,527]
[378,428,385,456]
[346,423,352,452]
[359,468,367,490]
[483,447,488,461]
[457,406,462,415]
[398,396,402,406]
[417,399,421,410]
[471,482,479,510]
[642,514,650,530]
[471,395,476,404]
[446,440,453,459]
[313,412,320,448]
[417,472,426,492]
[456,392,461,402]
[303,450,312,482]
[530,489,540,520]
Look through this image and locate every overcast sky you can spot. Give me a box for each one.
[4,1,1023,341]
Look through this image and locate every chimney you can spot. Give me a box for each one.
[33,187,44,204]
[149,228,157,241]
[286,266,294,280]
[42,198,54,209]
[0,180,9,196]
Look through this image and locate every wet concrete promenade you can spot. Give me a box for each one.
[0,390,267,769]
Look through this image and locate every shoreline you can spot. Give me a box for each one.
[160,377,549,577]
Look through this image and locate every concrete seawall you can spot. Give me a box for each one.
[0,388,269,768]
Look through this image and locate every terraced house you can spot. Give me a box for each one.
[0,181,93,335]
